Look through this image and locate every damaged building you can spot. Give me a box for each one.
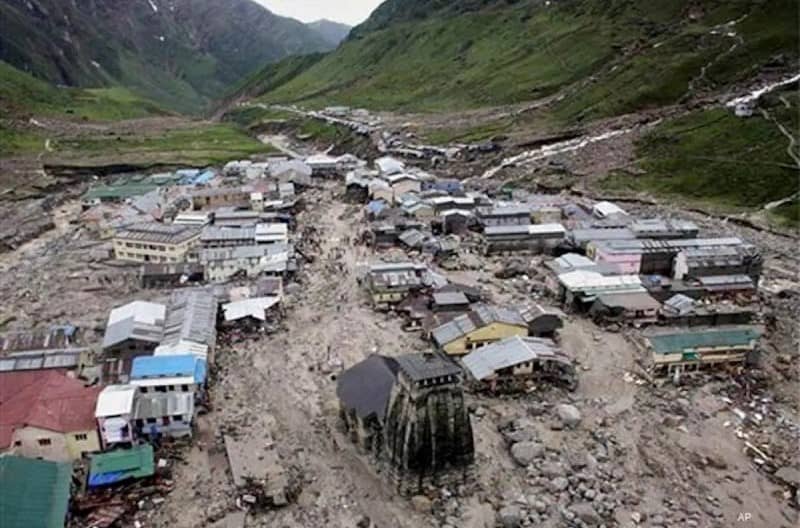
[337,353,474,495]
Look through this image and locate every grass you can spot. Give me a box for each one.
[0,61,167,121]
[421,118,515,144]
[222,106,296,129]
[0,122,45,157]
[253,0,798,117]
[598,92,799,227]
[48,124,275,166]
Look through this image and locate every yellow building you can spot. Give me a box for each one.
[0,370,102,462]
[113,222,201,263]
[431,305,528,356]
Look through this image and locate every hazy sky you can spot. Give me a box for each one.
[255,0,384,25]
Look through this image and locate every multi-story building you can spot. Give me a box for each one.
[113,222,201,263]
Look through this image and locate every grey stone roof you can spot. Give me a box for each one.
[336,355,398,421]
[394,353,461,382]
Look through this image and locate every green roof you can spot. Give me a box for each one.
[648,328,761,355]
[0,455,72,528]
[83,183,159,201]
[90,444,154,482]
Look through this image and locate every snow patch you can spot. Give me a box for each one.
[91,60,101,68]
[147,0,158,13]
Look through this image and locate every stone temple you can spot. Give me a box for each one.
[336,352,475,495]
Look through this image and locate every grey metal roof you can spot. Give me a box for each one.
[433,305,526,346]
[133,392,194,420]
[664,294,695,315]
[432,291,469,306]
[398,229,427,248]
[478,206,530,218]
[462,336,569,381]
[200,226,256,242]
[116,222,200,244]
[160,290,218,349]
[485,225,531,236]
[394,353,461,382]
[102,317,163,349]
[0,350,84,372]
[336,355,398,421]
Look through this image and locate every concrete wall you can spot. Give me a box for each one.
[113,235,199,263]
[9,426,100,462]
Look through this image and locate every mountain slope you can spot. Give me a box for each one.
[308,19,352,47]
[0,0,334,113]
[251,0,798,116]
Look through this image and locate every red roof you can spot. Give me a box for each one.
[0,370,102,448]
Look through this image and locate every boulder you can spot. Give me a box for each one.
[410,495,432,514]
[571,502,602,526]
[549,476,569,493]
[775,466,800,487]
[510,441,544,467]
[556,404,582,428]
[497,505,523,528]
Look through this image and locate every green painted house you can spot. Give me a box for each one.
[88,444,155,487]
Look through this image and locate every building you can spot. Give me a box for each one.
[190,187,250,210]
[133,392,195,439]
[0,370,102,461]
[200,226,256,248]
[432,291,470,313]
[462,335,577,391]
[630,218,699,240]
[556,271,645,310]
[82,182,160,208]
[477,206,531,228]
[95,385,139,449]
[213,210,262,228]
[113,222,201,263]
[369,179,394,204]
[222,297,282,328]
[642,327,761,377]
[140,262,205,289]
[518,304,565,337]
[255,223,289,244]
[592,201,628,219]
[101,301,166,383]
[431,304,528,356]
[364,262,428,308]
[130,355,207,396]
[589,292,662,325]
[484,224,566,255]
[173,212,211,227]
[88,444,154,488]
[375,156,405,176]
[0,455,71,528]
[200,243,293,282]
[422,178,463,194]
[154,290,218,361]
[403,201,435,219]
[386,173,422,197]
[337,353,474,495]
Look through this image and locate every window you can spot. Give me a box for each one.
[162,417,171,425]
[172,414,183,422]
[37,438,52,446]
[146,418,157,424]
[74,433,88,442]
[13,440,22,447]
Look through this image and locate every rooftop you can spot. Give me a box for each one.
[95,385,138,417]
[432,304,527,346]
[0,370,101,448]
[130,355,207,384]
[115,222,200,245]
[462,336,570,381]
[336,355,399,421]
[394,353,462,382]
[133,392,194,420]
[88,444,154,487]
[647,327,761,354]
[0,455,71,528]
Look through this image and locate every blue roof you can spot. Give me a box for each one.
[130,355,206,384]
[367,200,388,214]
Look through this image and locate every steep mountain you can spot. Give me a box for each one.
[0,0,334,113]
[251,0,798,116]
[307,19,352,47]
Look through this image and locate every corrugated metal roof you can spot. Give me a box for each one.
[394,353,461,382]
[462,336,568,381]
[647,328,761,354]
[0,350,83,372]
[432,291,469,306]
[160,290,218,349]
[89,444,154,487]
[108,301,166,327]
[130,355,206,384]
[0,455,71,528]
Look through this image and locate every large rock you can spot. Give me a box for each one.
[510,441,544,466]
[497,505,523,528]
[556,404,582,428]
[410,495,433,514]
[548,476,569,493]
[775,466,800,486]
[571,502,602,526]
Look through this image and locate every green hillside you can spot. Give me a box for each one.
[252,0,798,117]
[0,61,166,121]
